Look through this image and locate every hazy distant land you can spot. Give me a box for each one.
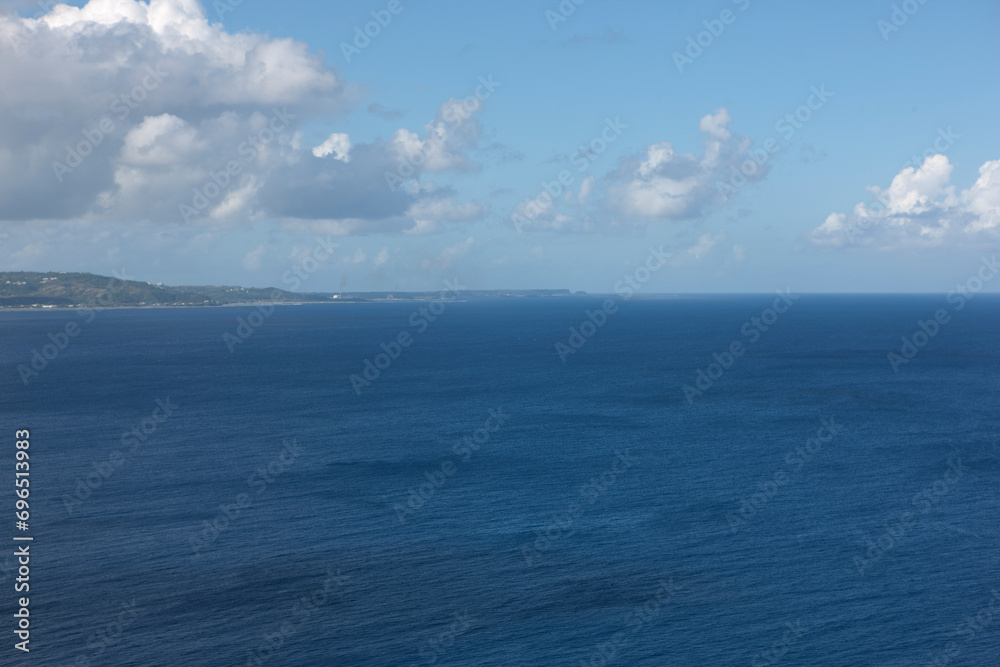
[0,272,579,309]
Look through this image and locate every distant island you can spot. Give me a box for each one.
[0,272,580,309]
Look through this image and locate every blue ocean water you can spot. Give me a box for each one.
[1,295,998,666]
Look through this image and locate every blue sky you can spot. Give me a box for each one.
[1,0,999,292]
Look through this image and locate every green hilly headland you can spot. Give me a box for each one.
[0,272,330,308]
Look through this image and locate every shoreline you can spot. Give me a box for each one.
[0,301,343,312]
[0,299,489,313]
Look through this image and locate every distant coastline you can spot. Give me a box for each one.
[0,271,581,310]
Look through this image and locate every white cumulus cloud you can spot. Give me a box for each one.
[0,0,485,238]
[604,108,761,222]
[387,98,484,174]
[312,133,351,161]
[808,155,1000,248]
